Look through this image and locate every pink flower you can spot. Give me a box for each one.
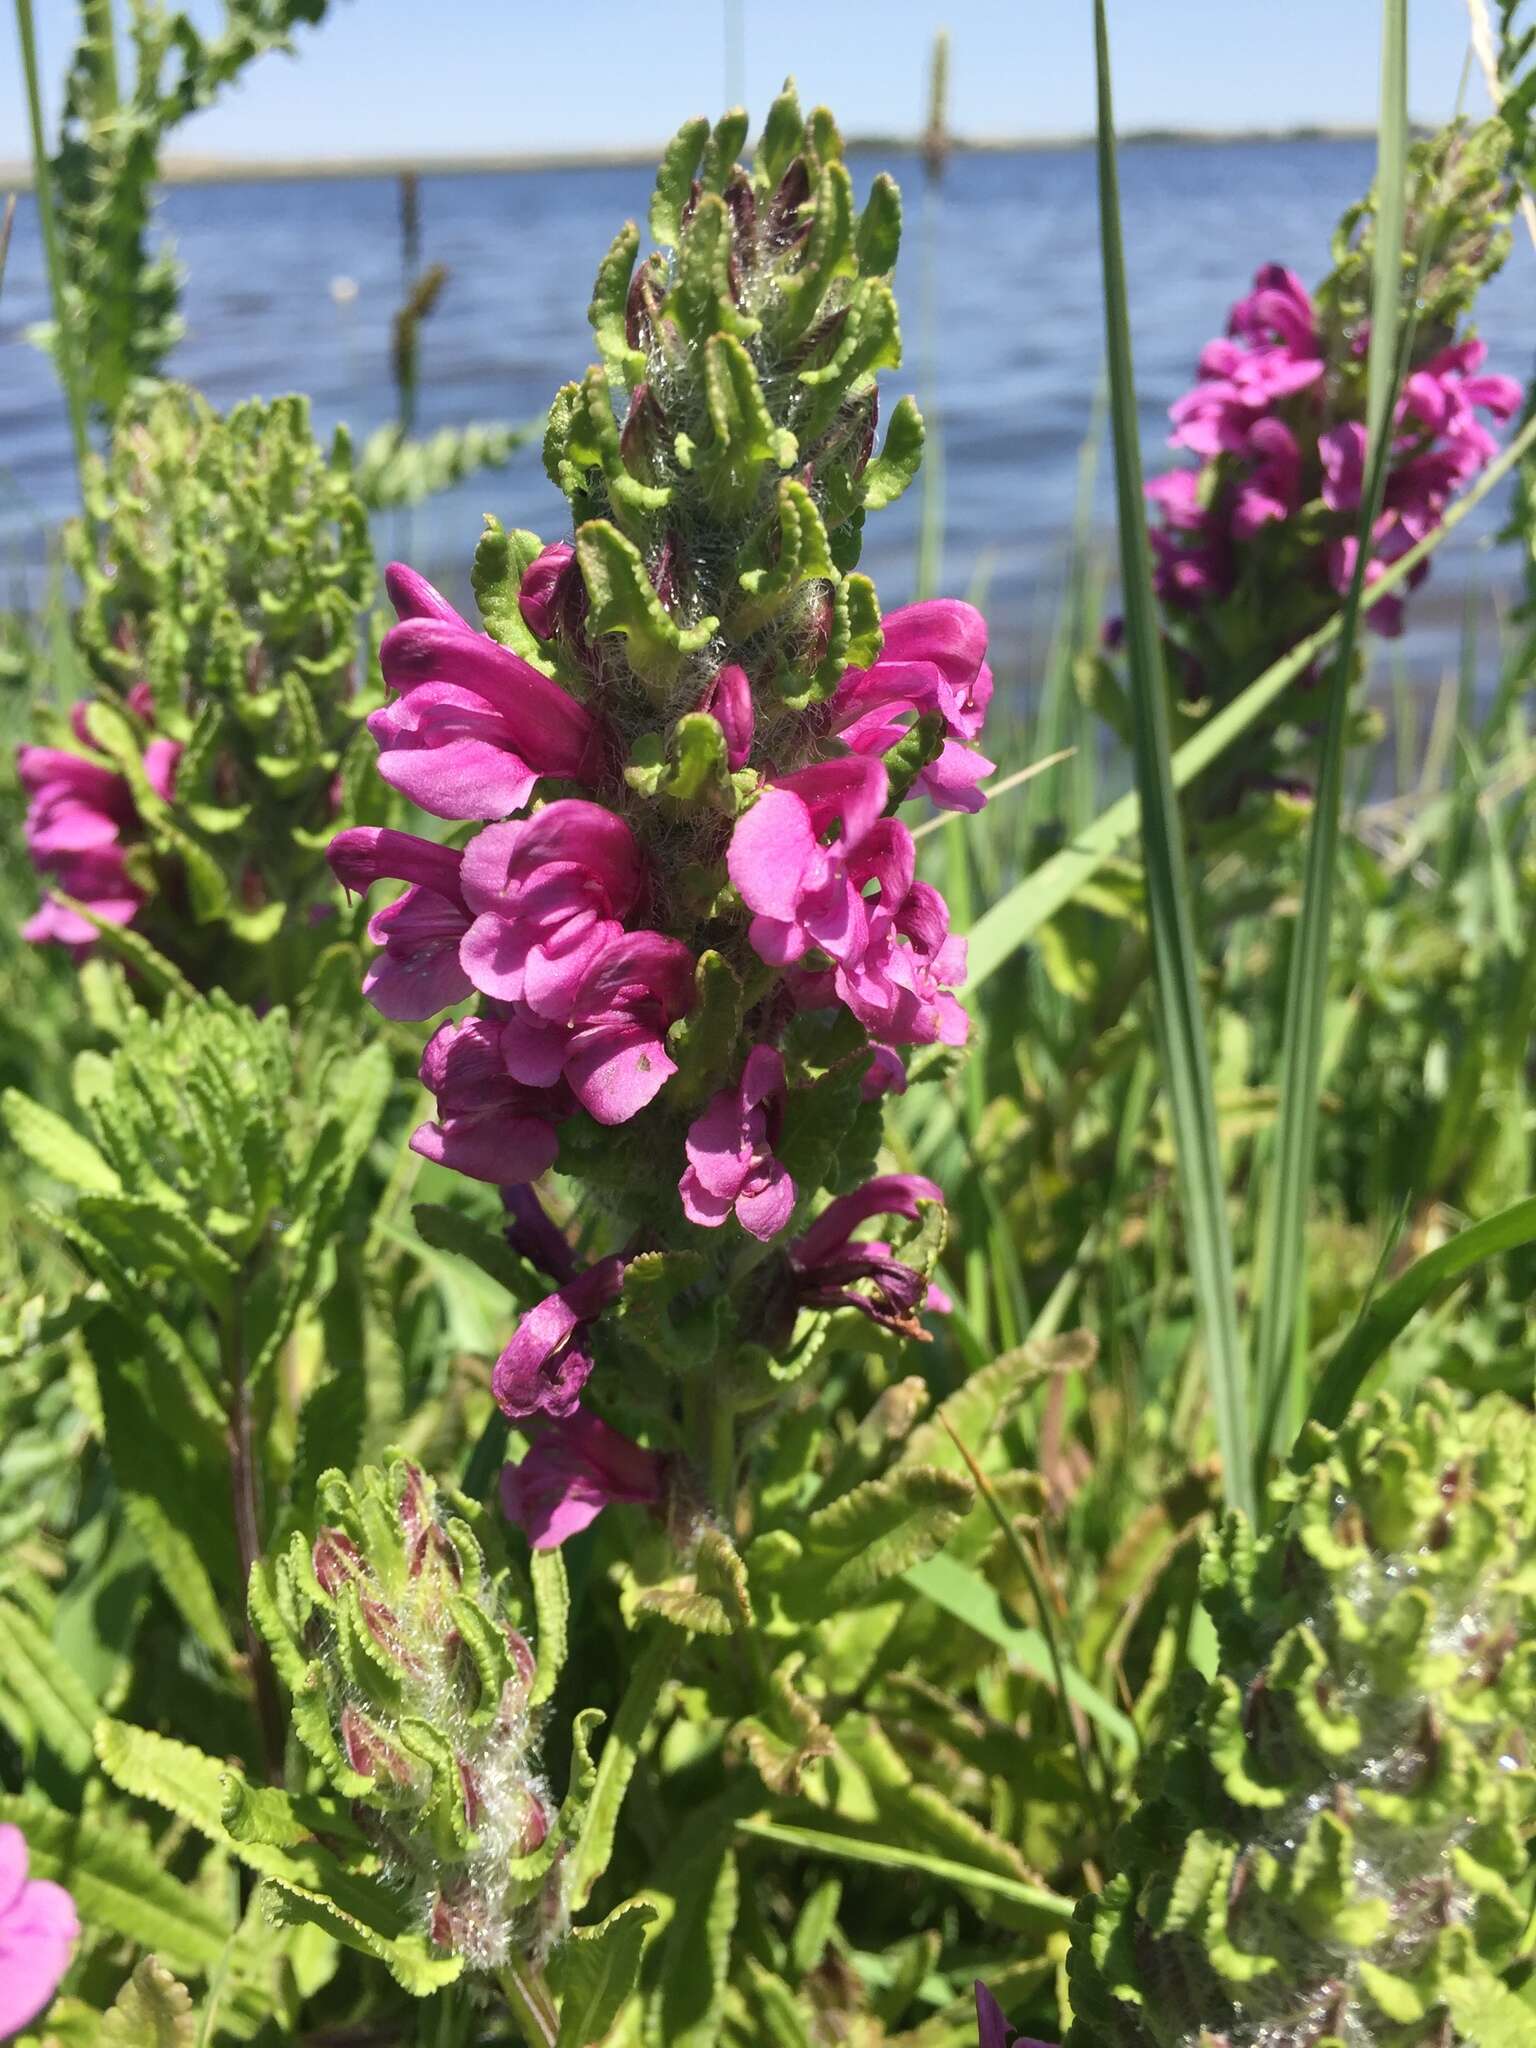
[679,1045,796,1239]
[789,1174,948,1333]
[370,564,601,820]
[517,541,576,641]
[385,561,466,624]
[1144,467,1206,530]
[1230,416,1301,539]
[0,1823,77,2037]
[1226,262,1317,355]
[975,1981,1055,2048]
[410,1016,566,1184]
[728,755,889,966]
[457,801,642,1018]
[862,1045,909,1099]
[327,825,472,1021]
[828,600,996,813]
[701,663,755,770]
[1319,420,1366,512]
[500,929,695,1125]
[836,879,969,1051]
[18,723,180,952]
[492,1258,626,1418]
[500,1407,666,1548]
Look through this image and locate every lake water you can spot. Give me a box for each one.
[4,139,1535,698]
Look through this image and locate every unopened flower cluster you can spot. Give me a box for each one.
[252,1457,560,1970]
[330,93,982,1527]
[1065,1382,1536,2048]
[18,388,376,1001]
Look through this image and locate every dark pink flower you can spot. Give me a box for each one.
[501,1184,579,1283]
[728,755,888,966]
[828,600,996,813]
[500,1407,666,1547]
[371,567,601,821]
[0,1823,77,2037]
[701,663,755,770]
[327,825,472,1021]
[1319,420,1367,512]
[492,1258,626,1418]
[517,541,576,641]
[500,929,695,1125]
[1226,262,1317,355]
[680,1044,795,1239]
[1230,416,1301,539]
[836,879,969,1051]
[18,722,180,952]
[862,1045,909,1099]
[789,1174,948,1333]
[457,801,642,1018]
[411,1016,566,1184]
[385,561,466,624]
[1144,467,1206,530]
[974,1981,1055,2048]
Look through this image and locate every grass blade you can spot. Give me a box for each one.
[734,1818,1074,1922]
[1252,0,1409,1476]
[1092,0,1253,1522]
[1308,1195,1536,1431]
[963,407,1536,988]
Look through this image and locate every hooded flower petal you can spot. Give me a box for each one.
[327,826,474,1019]
[728,756,888,966]
[680,1044,796,1240]
[458,802,642,1017]
[974,1981,1054,2048]
[500,1407,666,1548]
[492,1258,626,1419]
[789,1174,948,1333]
[410,1017,566,1184]
[517,541,576,641]
[371,591,600,821]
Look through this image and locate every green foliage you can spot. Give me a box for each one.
[27,386,380,1002]
[1065,1384,1536,2046]
[42,0,334,422]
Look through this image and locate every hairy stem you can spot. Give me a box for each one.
[222,1288,285,1783]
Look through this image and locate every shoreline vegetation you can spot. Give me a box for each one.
[0,122,1398,191]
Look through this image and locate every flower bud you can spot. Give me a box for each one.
[253,1456,565,1974]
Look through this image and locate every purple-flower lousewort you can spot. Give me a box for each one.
[329,96,983,1535]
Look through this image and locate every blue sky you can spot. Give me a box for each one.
[4,2,1496,162]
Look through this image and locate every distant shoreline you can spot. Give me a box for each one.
[0,124,1390,191]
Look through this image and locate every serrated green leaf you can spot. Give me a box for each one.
[861,395,925,512]
[552,1899,658,2048]
[855,173,902,276]
[755,83,805,192]
[647,1841,738,2048]
[3,1089,122,1195]
[575,520,719,689]
[99,1955,197,2048]
[571,1628,677,1910]
[666,951,745,1105]
[0,1592,100,1776]
[530,1547,569,1709]
[589,221,646,389]
[651,118,710,245]
[762,1466,973,1619]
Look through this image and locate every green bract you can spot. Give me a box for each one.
[1066,1383,1536,2048]
[531,82,911,728]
